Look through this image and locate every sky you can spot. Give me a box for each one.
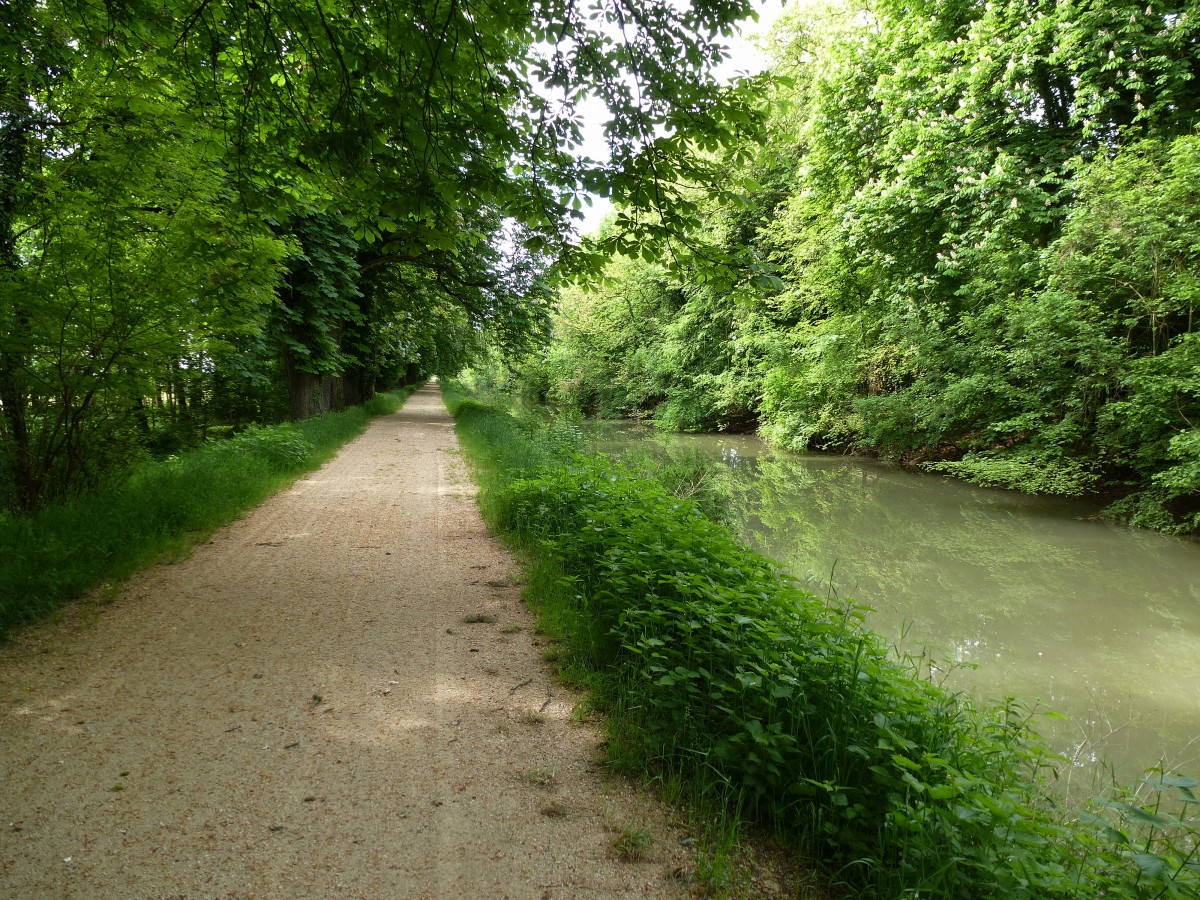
[571,0,788,235]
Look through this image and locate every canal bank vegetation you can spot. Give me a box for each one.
[506,0,1200,537]
[0,388,414,639]
[445,383,1199,899]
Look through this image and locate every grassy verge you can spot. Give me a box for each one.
[443,382,1199,900]
[0,387,418,639]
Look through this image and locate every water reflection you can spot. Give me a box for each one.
[587,422,1200,780]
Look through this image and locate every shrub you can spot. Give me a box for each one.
[226,423,315,469]
[925,453,1100,497]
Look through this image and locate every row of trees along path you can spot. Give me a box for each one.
[0,385,699,898]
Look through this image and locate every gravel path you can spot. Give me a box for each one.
[0,384,692,898]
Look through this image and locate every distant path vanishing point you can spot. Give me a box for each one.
[0,383,691,899]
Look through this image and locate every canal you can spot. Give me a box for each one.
[587,421,1200,786]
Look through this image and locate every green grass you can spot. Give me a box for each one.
[442,381,1200,900]
[0,387,417,639]
[609,822,653,861]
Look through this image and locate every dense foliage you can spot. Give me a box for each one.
[0,0,764,511]
[526,0,1200,534]
[446,385,1199,899]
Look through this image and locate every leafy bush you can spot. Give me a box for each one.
[227,424,316,469]
[925,453,1100,497]
[758,317,876,451]
[1156,431,1200,502]
[620,445,735,525]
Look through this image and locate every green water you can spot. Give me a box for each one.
[587,422,1200,783]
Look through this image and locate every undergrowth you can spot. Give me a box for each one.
[0,387,416,639]
[443,381,1199,900]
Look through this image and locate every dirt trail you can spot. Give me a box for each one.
[0,384,692,899]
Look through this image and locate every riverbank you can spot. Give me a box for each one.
[445,383,1200,900]
[583,419,1200,782]
[0,385,703,897]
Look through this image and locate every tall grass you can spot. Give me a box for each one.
[0,388,416,638]
[443,382,1199,900]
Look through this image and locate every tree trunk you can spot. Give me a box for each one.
[325,374,344,412]
[342,369,376,406]
[402,363,424,387]
[283,346,327,420]
[0,360,37,512]
[0,72,37,510]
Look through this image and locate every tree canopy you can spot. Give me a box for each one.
[527,0,1200,534]
[0,0,766,510]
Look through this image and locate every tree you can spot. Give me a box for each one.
[1,0,765,509]
[530,0,1200,532]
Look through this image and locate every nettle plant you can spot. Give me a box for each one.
[474,419,1198,898]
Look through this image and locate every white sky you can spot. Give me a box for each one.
[572,0,788,235]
